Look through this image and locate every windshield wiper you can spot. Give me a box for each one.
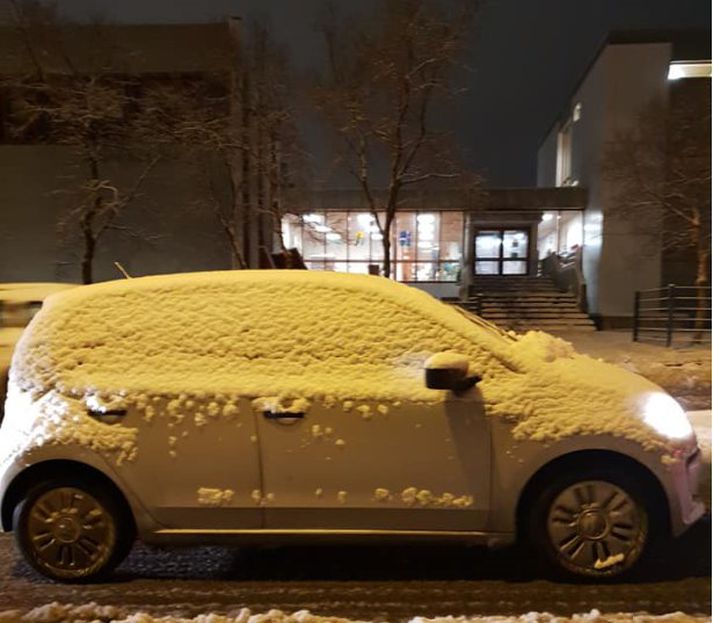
[452,305,517,342]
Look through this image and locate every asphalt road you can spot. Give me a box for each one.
[0,517,710,621]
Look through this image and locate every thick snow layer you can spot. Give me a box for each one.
[424,352,469,371]
[5,271,692,460]
[0,604,708,623]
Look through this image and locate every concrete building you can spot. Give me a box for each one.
[537,31,711,327]
[0,19,276,283]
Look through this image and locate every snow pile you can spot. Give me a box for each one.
[5,271,693,461]
[0,604,708,623]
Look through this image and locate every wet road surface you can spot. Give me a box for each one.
[0,519,709,620]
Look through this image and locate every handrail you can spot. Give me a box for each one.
[540,246,587,312]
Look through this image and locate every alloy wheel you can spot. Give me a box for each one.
[24,486,116,579]
[546,479,645,574]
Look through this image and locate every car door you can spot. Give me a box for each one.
[251,286,492,532]
[115,394,263,531]
[254,392,490,531]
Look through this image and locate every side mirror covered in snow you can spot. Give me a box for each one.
[424,352,481,392]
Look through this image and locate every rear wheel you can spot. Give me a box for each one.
[528,471,650,579]
[13,479,132,582]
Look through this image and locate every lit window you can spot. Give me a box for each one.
[556,121,572,187]
[667,61,711,80]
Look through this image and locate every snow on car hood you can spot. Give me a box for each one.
[5,271,688,459]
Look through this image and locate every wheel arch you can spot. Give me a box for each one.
[515,449,671,540]
[1,459,136,533]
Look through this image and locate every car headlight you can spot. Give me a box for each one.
[642,392,693,439]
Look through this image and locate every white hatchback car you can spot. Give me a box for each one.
[0,271,704,582]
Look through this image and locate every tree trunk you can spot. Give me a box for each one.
[81,221,95,284]
[241,66,252,267]
[381,214,393,279]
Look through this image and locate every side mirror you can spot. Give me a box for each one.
[424,352,481,392]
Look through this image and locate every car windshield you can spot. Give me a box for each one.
[452,305,517,343]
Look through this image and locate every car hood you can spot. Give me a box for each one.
[479,331,694,459]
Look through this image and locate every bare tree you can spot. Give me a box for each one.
[603,90,711,336]
[313,0,478,278]
[3,0,161,283]
[144,18,306,269]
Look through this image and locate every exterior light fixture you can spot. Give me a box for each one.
[667,61,711,80]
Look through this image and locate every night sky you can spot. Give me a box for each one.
[58,0,711,187]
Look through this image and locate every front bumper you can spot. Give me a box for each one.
[669,448,706,537]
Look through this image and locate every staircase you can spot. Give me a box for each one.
[458,276,596,333]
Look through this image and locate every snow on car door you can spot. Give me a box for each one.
[254,392,490,531]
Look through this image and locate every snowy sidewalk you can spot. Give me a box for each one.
[0,604,709,623]
[558,331,711,411]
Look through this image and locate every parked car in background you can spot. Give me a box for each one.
[0,283,76,422]
[0,271,704,582]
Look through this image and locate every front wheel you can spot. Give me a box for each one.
[13,479,131,582]
[528,471,650,579]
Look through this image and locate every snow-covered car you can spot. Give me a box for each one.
[0,283,76,423]
[0,271,704,582]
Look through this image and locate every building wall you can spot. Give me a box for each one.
[536,132,557,187]
[537,41,673,323]
[0,146,234,283]
[596,42,670,323]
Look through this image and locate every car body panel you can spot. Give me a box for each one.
[110,397,263,530]
[255,390,490,531]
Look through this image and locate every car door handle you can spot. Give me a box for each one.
[263,411,305,420]
[87,408,128,423]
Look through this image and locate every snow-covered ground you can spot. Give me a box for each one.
[559,331,711,411]
[0,604,709,623]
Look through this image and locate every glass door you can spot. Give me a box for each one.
[474,229,529,275]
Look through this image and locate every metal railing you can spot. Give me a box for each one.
[541,247,587,312]
[633,284,712,346]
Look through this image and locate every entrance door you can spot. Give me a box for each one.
[474,229,529,275]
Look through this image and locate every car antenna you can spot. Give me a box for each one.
[113,261,132,279]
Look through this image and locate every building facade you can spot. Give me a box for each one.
[537,31,711,326]
[1,22,708,332]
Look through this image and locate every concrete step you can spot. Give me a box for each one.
[482,311,590,318]
[479,301,582,307]
[469,292,571,298]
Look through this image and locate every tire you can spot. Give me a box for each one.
[527,468,651,579]
[13,477,134,582]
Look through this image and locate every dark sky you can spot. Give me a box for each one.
[58,0,711,186]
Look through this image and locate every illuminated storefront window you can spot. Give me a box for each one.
[281,211,463,282]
